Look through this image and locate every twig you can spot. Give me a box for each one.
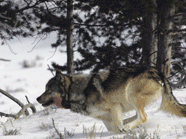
[0,58,11,62]
[0,14,11,20]
[25,95,30,104]
[47,64,55,76]
[3,40,17,55]
[47,47,57,61]
[27,34,46,53]
[52,118,64,139]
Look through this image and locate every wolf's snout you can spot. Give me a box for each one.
[36,96,41,103]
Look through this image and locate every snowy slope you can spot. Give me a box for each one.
[0,37,186,139]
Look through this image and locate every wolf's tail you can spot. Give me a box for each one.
[160,78,186,117]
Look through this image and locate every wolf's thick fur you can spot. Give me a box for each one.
[37,68,186,133]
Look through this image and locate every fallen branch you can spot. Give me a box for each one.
[15,103,36,119]
[0,112,17,119]
[0,58,11,62]
[0,89,37,119]
[0,89,29,115]
[0,103,36,119]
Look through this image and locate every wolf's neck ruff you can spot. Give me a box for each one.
[60,76,71,109]
[65,75,91,115]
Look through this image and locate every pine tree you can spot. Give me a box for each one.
[3,0,186,82]
[31,0,142,72]
[72,0,144,72]
[0,0,44,43]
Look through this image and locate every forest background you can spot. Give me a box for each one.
[1,0,186,88]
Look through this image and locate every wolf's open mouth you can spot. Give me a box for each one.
[42,99,54,107]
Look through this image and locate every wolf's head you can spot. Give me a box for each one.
[36,70,71,108]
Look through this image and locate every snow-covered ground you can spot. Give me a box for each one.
[0,36,186,139]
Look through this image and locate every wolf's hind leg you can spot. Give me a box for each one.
[124,105,147,130]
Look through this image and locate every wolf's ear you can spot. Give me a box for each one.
[55,70,64,82]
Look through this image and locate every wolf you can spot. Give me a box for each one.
[36,67,186,133]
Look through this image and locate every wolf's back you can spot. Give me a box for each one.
[160,78,186,117]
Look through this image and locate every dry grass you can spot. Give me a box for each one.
[110,127,161,139]
[43,106,57,115]
[0,121,21,136]
[83,123,97,139]
[39,122,53,131]
[47,118,75,139]
[83,123,104,139]
[183,125,186,134]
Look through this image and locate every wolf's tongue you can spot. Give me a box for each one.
[42,99,54,107]
[53,96,64,108]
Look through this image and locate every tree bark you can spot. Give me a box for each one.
[140,0,157,67]
[150,13,158,67]
[156,1,175,78]
[67,0,74,75]
[142,11,157,67]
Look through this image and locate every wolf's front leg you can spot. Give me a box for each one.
[110,104,127,133]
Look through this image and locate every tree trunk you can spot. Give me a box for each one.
[156,1,175,78]
[141,11,157,67]
[150,13,158,67]
[67,0,74,75]
[140,0,157,67]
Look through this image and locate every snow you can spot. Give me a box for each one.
[0,36,186,139]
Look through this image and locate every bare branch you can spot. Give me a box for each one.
[16,1,41,13]
[0,112,16,119]
[0,14,11,20]
[0,90,37,119]
[47,64,55,76]
[74,22,132,27]
[28,34,47,53]
[0,89,29,115]
[169,28,186,34]
[25,95,30,104]
[3,40,17,55]
[0,103,36,119]
[15,103,36,119]
[47,47,57,61]
[0,58,11,62]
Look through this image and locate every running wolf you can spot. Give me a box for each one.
[36,68,186,133]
